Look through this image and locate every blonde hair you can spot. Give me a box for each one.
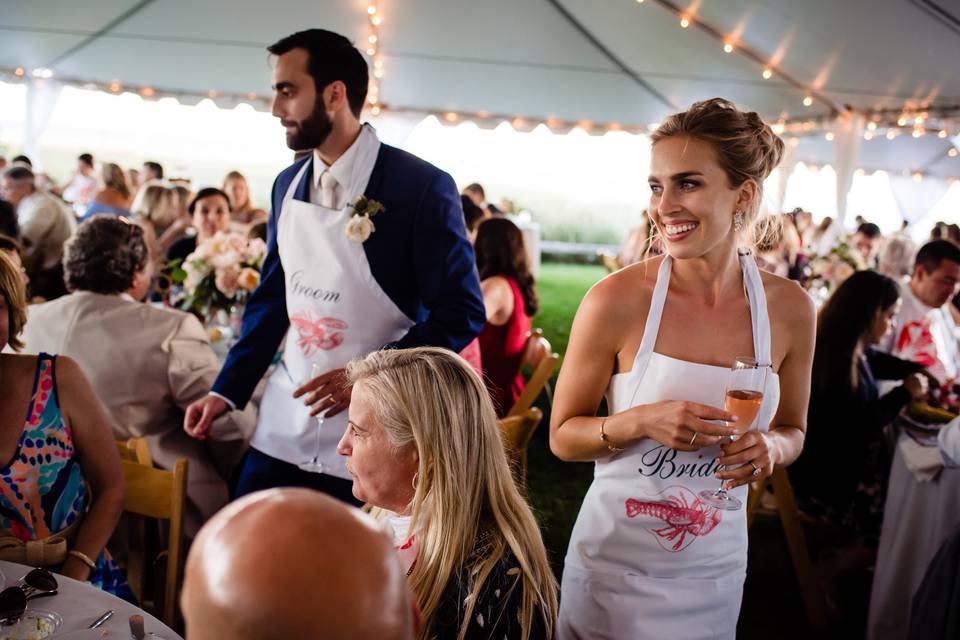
[223,170,252,212]
[651,97,785,249]
[101,162,130,200]
[0,251,27,351]
[130,182,177,228]
[346,347,558,640]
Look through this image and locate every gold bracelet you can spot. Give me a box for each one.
[599,418,624,453]
[68,549,96,571]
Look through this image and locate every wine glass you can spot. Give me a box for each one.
[698,356,767,510]
[298,363,331,473]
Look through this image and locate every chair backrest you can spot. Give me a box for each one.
[115,437,153,467]
[121,458,187,627]
[598,251,622,273]
[498,407,544,485]
[507,329,559,418]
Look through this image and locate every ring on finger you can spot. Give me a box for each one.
[750,462,762,477]
[689,432,698,446]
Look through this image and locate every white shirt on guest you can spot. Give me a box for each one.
[311,128,367,210]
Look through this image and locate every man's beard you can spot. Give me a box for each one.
[285,101,334,151]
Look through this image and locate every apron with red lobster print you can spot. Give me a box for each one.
[558,252,780,639]
[250,125,414,479]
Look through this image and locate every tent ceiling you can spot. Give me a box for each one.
[2,0,959,176]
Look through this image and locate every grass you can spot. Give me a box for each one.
[524,261,820,638]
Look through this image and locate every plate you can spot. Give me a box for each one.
[1,610,62,640]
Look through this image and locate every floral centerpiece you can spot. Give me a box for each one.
[805,238,868,305]
[168,232,266,321]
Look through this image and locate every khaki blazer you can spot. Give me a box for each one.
[22,291,256,536]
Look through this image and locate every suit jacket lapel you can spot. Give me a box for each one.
[292,156,313,203]
[362,145,389,201]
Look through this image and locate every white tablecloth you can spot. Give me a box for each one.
[867,438,960,639]
[0,561,181,639]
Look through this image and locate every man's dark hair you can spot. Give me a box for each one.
[64,215,149,294]
[0,201,17,239]
[143,161,164,179]
[915,239,960,275]
[268,29,369,118]
[78,153,94,168]
[11,155,31,167]
[189,187,232,215]
[3,166,34,183]
[856,222,882,239]
[0,234,21,256]
[464,183,485,200]
[461,195,484,233]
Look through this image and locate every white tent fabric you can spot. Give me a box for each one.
[2,0,960,177]
[23,79,63,160]
[890,175,952,224]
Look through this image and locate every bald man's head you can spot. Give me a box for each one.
[182,489,414,640]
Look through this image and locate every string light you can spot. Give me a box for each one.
[762,69,772,80]
[680,16,690,28]
[867,121,877,131]
[723,42,734,53]
[140,87,155,97]
[824,132,834,141]
[886,130,897,140]
[864,131,873,140]
[109,80,121,92]
[897,116,907,126]
[949,148,958,157]
[803,96,813,107]
[365,2,383,115]
[912,171,923,182]
[938,130,948,138]
[912,128,923,138]
[14,67,24,77]
[31,67,53,79]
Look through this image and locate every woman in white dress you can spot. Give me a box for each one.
[551,98,816,640]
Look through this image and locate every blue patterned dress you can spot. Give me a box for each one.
[0,354,132,599]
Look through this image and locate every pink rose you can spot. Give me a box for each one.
[214,267,240,298]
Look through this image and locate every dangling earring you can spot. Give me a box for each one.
[733,210,745,232]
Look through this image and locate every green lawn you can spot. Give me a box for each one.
[526,263,605,576]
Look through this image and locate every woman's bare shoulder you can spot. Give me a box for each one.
[760,271,816,330]
[579,255,661,322]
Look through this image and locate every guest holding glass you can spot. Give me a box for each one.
[80,162,132,222]
[550,98,815,639]
[167,187,233,263]
[475,218,538,416]
[791,271,928,546]
[223,171,267,227]
[338,347,558,640]
[22,216,252,536]
[0,251,130,596]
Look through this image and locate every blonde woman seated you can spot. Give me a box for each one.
[337,347,557,640]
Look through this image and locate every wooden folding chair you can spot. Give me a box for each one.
[115,437,154,467]
[121,458,188,627]
[747,468,827,628]
[507,329,559,418]
[498,407,544,484]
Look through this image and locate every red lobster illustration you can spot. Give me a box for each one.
[290,311,349,356]
[625,486,722,552]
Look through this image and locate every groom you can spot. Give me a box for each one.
[184,29,485,502]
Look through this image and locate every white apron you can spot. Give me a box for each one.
[250,125,414,479]
[558,252,781,640]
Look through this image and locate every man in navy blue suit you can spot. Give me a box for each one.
[184,29,485,502]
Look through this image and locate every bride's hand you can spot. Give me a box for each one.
[630,401,737,452]
[715,432,775,488]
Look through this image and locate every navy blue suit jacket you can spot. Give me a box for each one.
[212,144,486,409]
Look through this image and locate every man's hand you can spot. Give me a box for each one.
[293,368,352,418]
[184,395,230,440]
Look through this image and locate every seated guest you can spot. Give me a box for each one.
[475,218,538,416]
[791,270,928,545]
[0,235,28,287]
[852,222,883,267]
[878,233,917,280]
[223,171,267,227]
[21,216,251,536]
[461,194,485,244]
[167,187,233,263]
[464,182,503,217]
[80,162,132,222]
[60,153,98,211]
[0,252,129,596]
[139,160,163,186]
[131,181,184,260]
[338,347,558,639]
[181,489,415,640]
[881,240,960,384]
[0,165,75,300]
[620,209,663,266]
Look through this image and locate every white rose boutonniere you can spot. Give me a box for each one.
[346,195,386,243]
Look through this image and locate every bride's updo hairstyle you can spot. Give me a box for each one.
[650,98,785,246]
